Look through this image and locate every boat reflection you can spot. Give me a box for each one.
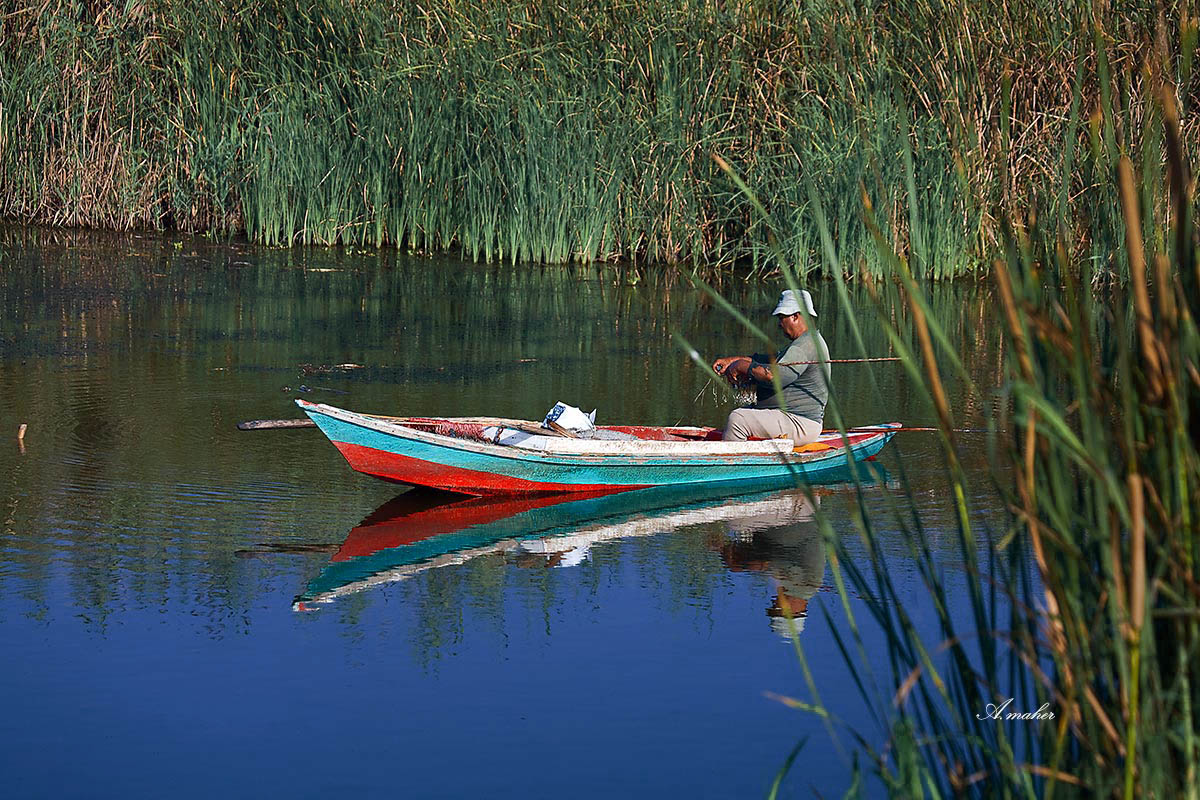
[296,468,889,637]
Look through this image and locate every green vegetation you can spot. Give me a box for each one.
[1,1,1194,277]
[752,37,1200,796]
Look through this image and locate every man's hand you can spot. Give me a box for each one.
[725,358,754,383]
[712,356,746,375]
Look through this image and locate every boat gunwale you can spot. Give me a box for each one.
[297,400,897,468]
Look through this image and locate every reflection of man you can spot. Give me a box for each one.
[713,492,825,638]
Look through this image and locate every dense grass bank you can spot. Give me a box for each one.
[0,1,1196,277]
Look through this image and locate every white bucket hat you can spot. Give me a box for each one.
[769,612,807,638]
[772,289,817,317]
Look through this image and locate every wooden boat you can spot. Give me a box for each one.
[297,398,899,496]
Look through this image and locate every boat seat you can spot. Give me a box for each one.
[598,426,689,442]
[580,429,642,441]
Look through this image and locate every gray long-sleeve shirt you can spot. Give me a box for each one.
[750,331,830,423]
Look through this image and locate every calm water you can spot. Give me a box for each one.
[0,227,1011,797]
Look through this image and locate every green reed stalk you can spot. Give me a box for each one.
[2,0,1192,278]
[698,25,1200,794]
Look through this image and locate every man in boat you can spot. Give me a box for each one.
[711,289,829,445]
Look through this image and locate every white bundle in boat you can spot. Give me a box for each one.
[543,402,595,432]
[541,402,636,440]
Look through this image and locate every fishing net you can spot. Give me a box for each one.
[732,383,757,407]
[430,421,490,441]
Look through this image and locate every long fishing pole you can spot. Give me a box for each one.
[715,356,899,372]
[697,356,898,405]
[780,357,900,365]
[711,356,899,379]
[704,358,988,432]
[832,426,990,433]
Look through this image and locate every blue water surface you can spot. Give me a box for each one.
[0,228,1006,798]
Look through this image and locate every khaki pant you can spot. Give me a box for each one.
[722,408,822,445]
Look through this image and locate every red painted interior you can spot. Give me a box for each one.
[388,417,880,447]
[332,440,650,497]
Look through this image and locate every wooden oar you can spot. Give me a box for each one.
[238,413,556,436]
[238,418,317,430]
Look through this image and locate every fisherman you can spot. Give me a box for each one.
[711,289,829,444]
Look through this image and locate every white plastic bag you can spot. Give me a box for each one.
[543,401,596,433]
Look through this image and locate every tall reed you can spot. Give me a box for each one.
[1,1,1194,277]
[753,31,1200,796]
